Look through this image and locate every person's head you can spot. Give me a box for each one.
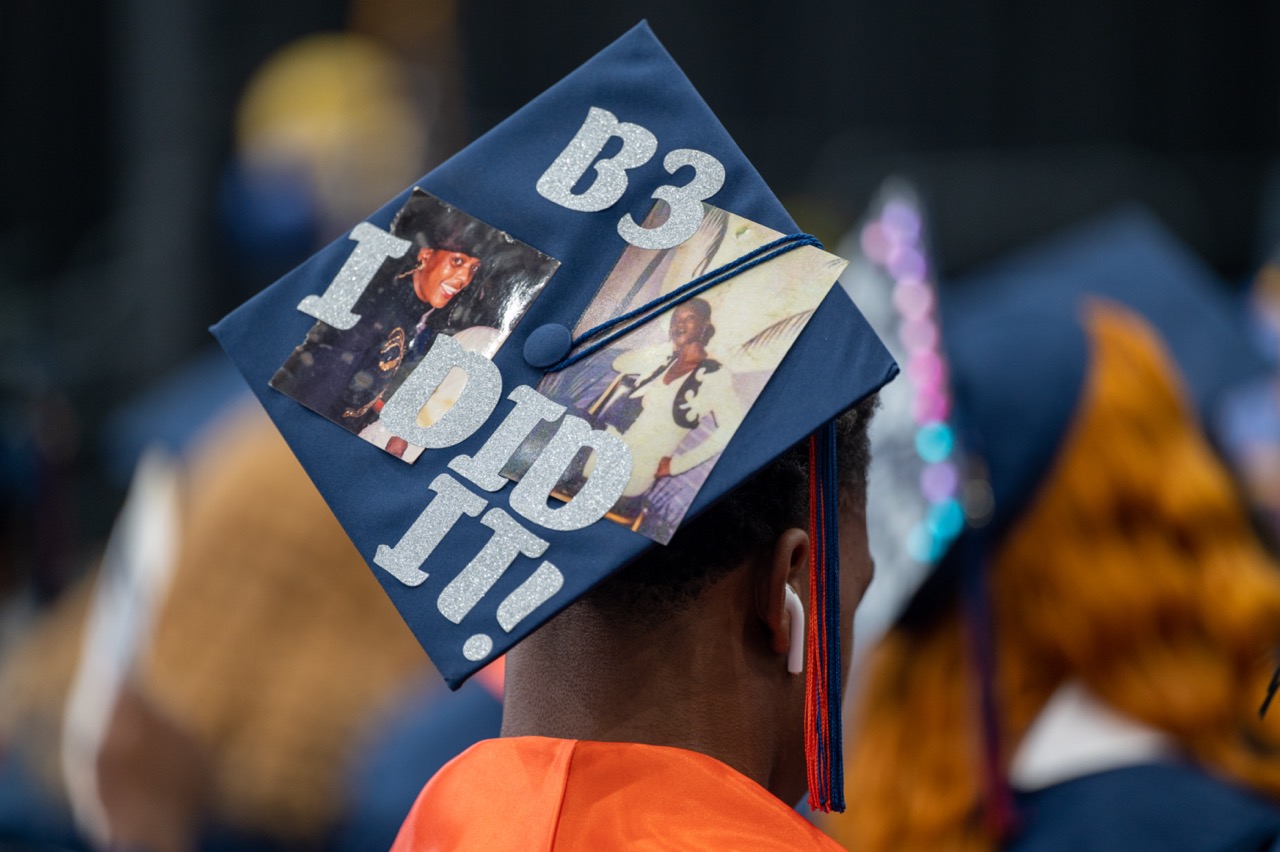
[506,392,879,803]
[411,246,481,308]
[668,298,714,352]
[213,27,902,820]
[832,304,1280,851]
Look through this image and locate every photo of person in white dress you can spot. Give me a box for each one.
[588,298,742,503]
[505,201,849,543]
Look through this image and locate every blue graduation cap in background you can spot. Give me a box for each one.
[897,205,1270,832]
[936,205,1266,548]
[212,17,897,764]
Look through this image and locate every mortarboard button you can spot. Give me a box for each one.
[522,323,572,369]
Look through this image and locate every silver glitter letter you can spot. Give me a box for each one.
[509,415,632,531]
[380,335,502,450]
[373,474,486,587]
[535,106,657,213]
[617,148,726,250]
[297,222,411,330]
[436,509,549,624]
[449,385,565,491]
[496,563,564,632]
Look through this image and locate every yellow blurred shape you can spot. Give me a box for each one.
[235,32,430,232]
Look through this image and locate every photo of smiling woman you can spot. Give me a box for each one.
[270,188,558,458]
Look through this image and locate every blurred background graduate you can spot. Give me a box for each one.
[822,209,1280,851]
[0,20,477,851]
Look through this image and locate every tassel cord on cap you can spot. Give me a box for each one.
[805,436,822,804]
[959,533,1017,838]
[823,422,845,805]
[545,233,822,373]
[806,422,845,813]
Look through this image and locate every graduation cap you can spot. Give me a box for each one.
[936,206,1264,548]
[897,205,1271,831]
[212,22,896,811]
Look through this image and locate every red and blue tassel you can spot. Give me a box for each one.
[805,421,845,813]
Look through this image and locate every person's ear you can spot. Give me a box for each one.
[756,527,809,668]
[783,586,804,674]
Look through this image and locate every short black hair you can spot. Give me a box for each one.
[388,188,555,331]
[681,297,713,324]
[680,297,716,344]
[582,393,878,624]
[392,189,486,257]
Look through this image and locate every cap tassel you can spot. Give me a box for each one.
[805,422,845,813]
[959,535,1017,838]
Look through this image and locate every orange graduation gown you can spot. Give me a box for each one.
[391,736,841,850]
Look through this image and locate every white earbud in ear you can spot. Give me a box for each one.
[783,585,805,675]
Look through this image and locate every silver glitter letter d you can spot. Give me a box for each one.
[509,415,632,531]
[380,335,503,450]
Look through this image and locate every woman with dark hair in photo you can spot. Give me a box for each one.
[270,188,557,458]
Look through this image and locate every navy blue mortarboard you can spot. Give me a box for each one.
[212,20,896,800]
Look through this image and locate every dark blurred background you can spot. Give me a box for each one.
[1,0,1278,617]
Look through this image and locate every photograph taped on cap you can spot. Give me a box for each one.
[270,188,559,462]
[503,201,847,543]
